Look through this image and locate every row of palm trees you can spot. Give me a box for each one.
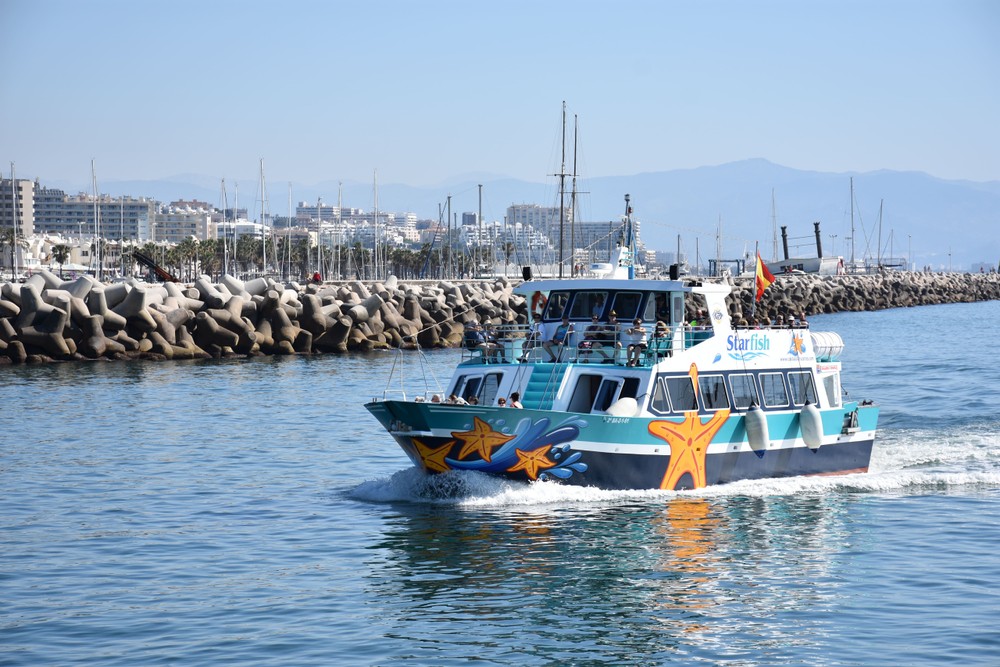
[57,239,504,283]
[1,225,516,283]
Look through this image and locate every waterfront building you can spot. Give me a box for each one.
[0,178,34,239]
[155,204,215,244]
[32,187,156,241]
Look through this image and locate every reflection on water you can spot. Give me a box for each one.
[365,490,869,663]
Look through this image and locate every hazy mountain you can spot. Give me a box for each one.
[61,159,999,270]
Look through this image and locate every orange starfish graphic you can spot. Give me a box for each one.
[413,438,455,473]
[648,410,730,490]
[453,416,516,462]
[790,335,805,355]
[507,445,554,480]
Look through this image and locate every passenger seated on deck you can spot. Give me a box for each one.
[625,318,648,367]
[542,315,574,362]
[578,315,608,362]
[464,320,501,361]
[650,320,672,360]
[599,311,622,361]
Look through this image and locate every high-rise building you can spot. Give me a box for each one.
[33,187,156,241]
[0,178,34,238]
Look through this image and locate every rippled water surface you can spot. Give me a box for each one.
[3,301,1000,665]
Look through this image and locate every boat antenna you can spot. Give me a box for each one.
[624,193,634,279]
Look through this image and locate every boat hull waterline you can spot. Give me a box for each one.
[366,399,878,491]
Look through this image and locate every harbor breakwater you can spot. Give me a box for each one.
[0,270,998,365]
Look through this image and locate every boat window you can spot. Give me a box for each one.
[568,374,602,413]
[822,373,840,408]
[609,291,642,321]
[568,291,608,319]
[671,295,684,326]
[644,292,670,324]
[730,373,759,409]
[451,374,468,397]
[544,291,571,319]
[665,376,699,412]
[594,378,622,412]
[787,371,818,406]
[478,373,502,406]
[621,377,640,400]
[651,377,670,413]
[460,376,482,401]
[698,375,730,411]
[760,373,789,407]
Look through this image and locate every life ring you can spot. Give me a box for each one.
[531,291,548,315]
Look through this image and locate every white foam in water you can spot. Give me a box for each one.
[350,423,1000,506]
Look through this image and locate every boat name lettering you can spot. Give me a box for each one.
[727,334,770,352]
[603,416,630,424]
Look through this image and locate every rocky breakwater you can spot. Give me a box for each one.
[725,271,1000,323]
[0,271,528,365]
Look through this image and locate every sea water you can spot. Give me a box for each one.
[2,301,999,666]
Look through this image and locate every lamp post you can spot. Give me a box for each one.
[908,234,912,271]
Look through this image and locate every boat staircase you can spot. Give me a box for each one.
[522,363,569,410]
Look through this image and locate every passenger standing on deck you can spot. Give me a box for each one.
[509,392,523,409]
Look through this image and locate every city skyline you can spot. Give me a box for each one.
[2,0,998,191]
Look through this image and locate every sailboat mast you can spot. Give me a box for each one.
[571,114,578,275]
[771,189,778,262]
[850,177,856,267]
[10,162,19,279]
[92,159,102,282]
[373,169,379,280]
[317,195,323,279]
[558,101,567,279]
[337,182,343,280]
[259,159,267,276]
[220,179,229,277]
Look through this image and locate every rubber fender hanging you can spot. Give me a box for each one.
[800,401,824,450]
[745,405,769,453]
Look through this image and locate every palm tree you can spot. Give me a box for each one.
[52,244,71,278]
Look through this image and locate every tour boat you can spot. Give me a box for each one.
[365,207,878,491]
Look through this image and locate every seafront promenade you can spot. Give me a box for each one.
[0,270,998,365]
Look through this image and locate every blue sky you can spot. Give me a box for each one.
[2,0,998,189]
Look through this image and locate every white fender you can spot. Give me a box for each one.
[744,405,769,453]
[606,397,639,417]
[800,401,824,450]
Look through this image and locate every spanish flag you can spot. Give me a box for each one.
[755,252,776,301]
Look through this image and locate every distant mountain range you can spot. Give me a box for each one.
[44,159,1000,270]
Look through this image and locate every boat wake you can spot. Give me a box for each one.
[349,423,1000,507]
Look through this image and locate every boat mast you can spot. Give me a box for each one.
[373,169,379,280]
[850,177,856,268]
[92,159,102,282]
[478,183,483,276]
[557,101,567,279]
[259,159,267,276]
[10,162,18,279]
[337,182,343,280]
[317,194,323,279]
[220,179,229,277]
[771,189,778,262]
[570,113,579,274]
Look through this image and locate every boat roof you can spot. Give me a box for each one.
[514,277,731,296]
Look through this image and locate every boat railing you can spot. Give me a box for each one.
[460,322,718,367]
